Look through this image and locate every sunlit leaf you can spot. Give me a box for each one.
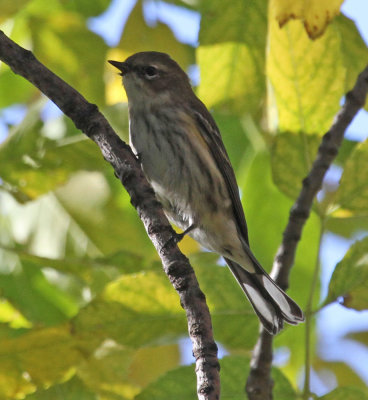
[73,271,187,351]
[267,17,346,134]
[270,0,343,39]
[0,324,80,399]
[197,0,267,114]
[25,376,97,400]
[325,237,368,310]
[77,345,140,399]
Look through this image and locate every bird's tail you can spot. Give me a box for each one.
[225,259,304,335]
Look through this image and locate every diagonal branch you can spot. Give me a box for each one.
[0,31,220,400]
[246,65,368,400]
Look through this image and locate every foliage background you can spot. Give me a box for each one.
[0,0,368,399]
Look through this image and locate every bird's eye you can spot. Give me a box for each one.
[144,66,158,79]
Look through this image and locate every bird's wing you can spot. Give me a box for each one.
[192,103,249,245]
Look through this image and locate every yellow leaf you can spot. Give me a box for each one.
[197,42,265,114]
[267,15,346,134]
[271,0,344,39]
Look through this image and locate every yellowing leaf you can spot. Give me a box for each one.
[271,0,344,39]
[267,17,346,134]
[0,325,80,398]
[197,43,265,114]
[197,0,267,114]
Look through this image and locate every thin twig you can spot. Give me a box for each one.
[0,30,220,400]
[246,65,368,400]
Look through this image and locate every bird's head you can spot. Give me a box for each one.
[109,52,192,106]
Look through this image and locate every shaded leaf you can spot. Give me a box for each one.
[0,253,78,325]
[0,0,30,20]
[242,151,319,378]
[64,0,110,17]
[12,247,154,297]
[29,12,108,105]
[271,131,320,199]
[55,171,155,257]
[135,355,297,400]
[335,139,368,214]
[0,68,37,108]
[270,0,343,39]
[334,15,368,108]
[0,103,108,200]
[314,358,368,391]
[191,253,259,349]
[319,386,368,400]
[325,237,368,310]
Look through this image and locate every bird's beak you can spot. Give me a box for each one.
[108,60,130,76]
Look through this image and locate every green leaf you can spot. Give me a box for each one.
[334,15,368,109]
[135,355,297,400]
[73,271,187,351]
[267,19,346,134]
[0,121,107,200]
[0,68,37,108]
[0,324,81,399]
[319,386,368,400]
[241,151,319,378]
[25,376,98,400]
[191,253,259,349]
[0,0,30,21]
[29,13,108,105]
[325,237,368,310]
[10,247,154,297]
[335,139,368,214]
[271,131,320,199]
[64,0,110,17]
[117,1,194,69]
[55,171,155,257]
[197,0,267,114]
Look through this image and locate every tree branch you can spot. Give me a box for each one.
[0,31,220,400]
[246,65,368,400]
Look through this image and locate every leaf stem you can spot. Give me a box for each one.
[303,217,325,399]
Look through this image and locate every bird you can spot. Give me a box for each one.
[108,52,304,334]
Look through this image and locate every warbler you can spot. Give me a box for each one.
[109,52,304,334]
